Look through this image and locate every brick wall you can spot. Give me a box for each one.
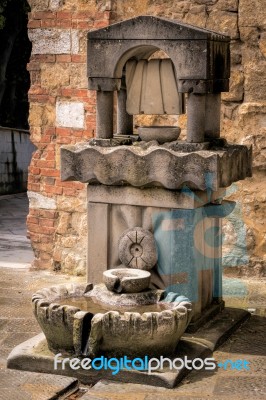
[27,0,111,274]
[27,0,266,277]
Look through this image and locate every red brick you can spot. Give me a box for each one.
[57,137,72,144]
[58,20,72,28]
[27,216,39,225]
[43,127,55,135]
[33,11,56,19]
[40,135,52,143]
[73,130,84,137]
[57,11,72,19]
[41,19,56,28]
[63,188,80,196]
[30,224,55,235]
[60,88,88,98]
[77,21,93,29]
[28,233,41,243]
[71,54,86,63]
[60,88,73,97]
[56,55,72,63]
[28,94,50,103]
[56,127,71,136]
[41,235,55,243]
[30,183,40,191]
[37,160,55,168]
[44,185,63,195]
[39,210,58,219]
[41,168,60,177]
[29,167,40,174]
[28,86,48,95]
[28,20,41,28]
[27,62,41,71]
[39,218,55,227]
[75,89,89,97]
[73,11,94,19]
[94,20,109,28]
[45,152,56,161]
[43,177,55,185]
[35,55,56,63]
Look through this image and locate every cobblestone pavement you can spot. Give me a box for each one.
[0,194,265,399]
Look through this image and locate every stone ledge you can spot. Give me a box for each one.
[61,143,252,191]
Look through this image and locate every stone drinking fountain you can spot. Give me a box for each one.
[8,16,252,388]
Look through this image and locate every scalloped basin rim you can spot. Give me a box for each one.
[32,283,193,357]
[60,142,252,190]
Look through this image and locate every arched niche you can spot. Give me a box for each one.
[87,16,230,142]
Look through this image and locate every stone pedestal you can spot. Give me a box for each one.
[87,185,234,321]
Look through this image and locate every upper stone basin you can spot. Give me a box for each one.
[60,139,252,191]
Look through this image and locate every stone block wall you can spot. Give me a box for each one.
[26,0,111,274]
[27,0,265,277]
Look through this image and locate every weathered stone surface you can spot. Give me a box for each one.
[41,64,70,90]
[239,0,266,29]
[49,0,62,10]
[259,33,266,57]
[87,283,164,307]
[31,282,192,358]
[126,59,184,115]
[28,103,55,131]
[56,102,85,129]
[118,227,158,270]
[28,0,49,11]
[103,268,151,293]
[28,191,57,210]
[87,185,225,209]
[26,0,265,277]
[88,16,230,93]
[138,126,181,144]
[88,297,193,357]
[32,283,88,354]
[244,63,266,102]
[61,142,252,190]
[28,29,80,55]
[213,0,238,12]
[206,10,239,39]
[183,5,207,28]
[222,70,244,102]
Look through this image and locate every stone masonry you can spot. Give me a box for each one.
[27,0,266,277]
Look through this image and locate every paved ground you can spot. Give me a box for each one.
[0,194,265,399]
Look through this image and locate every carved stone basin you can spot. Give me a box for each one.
[32,282,193,357]
[103,268,151,293]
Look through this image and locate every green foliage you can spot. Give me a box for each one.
[0,15,6,29]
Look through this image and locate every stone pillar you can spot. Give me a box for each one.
[96,91,113,138]
[87,185,227,321]
[117,89,133,135]
[186,93,206,143]
[205,93,221,138]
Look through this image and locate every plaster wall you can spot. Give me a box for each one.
[0,128,35,195]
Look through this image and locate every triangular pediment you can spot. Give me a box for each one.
[88,15,229,42]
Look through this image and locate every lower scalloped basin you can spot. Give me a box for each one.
[32,283,193,358]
